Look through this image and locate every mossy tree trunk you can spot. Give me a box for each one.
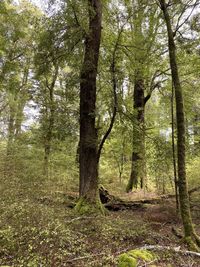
[76,0,104,214]
[159,0,200,250]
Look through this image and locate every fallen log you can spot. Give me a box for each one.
[99,186,165,211]
[105,201,145,211]
[64,188,174,211]
[103,197,171,211]
[40,186,200,211]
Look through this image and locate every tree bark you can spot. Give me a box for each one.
[76,0,104,214]
[159,0,200,250]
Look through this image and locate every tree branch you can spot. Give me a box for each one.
[174,0,200,37]
[97,30,121,162]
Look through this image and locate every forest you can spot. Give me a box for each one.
[1,0,200,266]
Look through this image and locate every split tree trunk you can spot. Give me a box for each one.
[76,0,104,214]
[159,0,200,250]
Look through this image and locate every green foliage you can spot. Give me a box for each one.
[187,157,200,189]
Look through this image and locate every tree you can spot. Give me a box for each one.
[75,0,104,214]
[0,1,40,157]
[34,26,59,176]
[159,0,200,250]
[125,0,161,191]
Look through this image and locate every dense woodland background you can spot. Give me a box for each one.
[1,0,200,266]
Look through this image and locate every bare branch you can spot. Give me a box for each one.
[174,0,200,36]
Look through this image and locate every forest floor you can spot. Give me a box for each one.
[1,178,200,267]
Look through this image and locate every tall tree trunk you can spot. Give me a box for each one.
[171,84,179,212]
[127,76,146,192]
[159,0,200,250]
[15,65,29,138]
[7,102,16,156]
[44,109,54,177]
[5,104,15,178]
[43,65,58,177]
[15,99,26,138]
[75,0,104,214]
[126,1,147,192]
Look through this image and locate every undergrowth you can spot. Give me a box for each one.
[1,173,200,266]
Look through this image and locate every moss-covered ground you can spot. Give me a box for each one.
[1,178,200,266]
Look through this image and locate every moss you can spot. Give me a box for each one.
[118,249,156,267]
[129,249,155,261]
[118,253,137,267]
[74,196,107,215]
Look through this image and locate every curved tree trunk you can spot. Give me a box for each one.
[76,0,104,214]
[159,0,200,251]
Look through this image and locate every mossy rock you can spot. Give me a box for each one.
[118,249,156,267]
